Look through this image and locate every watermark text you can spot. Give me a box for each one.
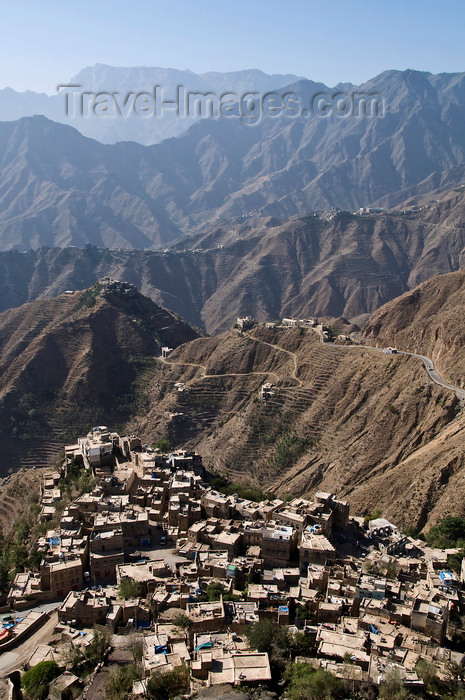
[57,84,384,124]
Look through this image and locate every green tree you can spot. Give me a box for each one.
[427,516,465,548]
[379,666,409,700]
[86,628,110,664]
[64,628,110,677]
[204,581,226,601]
[10,544,29,572]
[208,474,274,502]
[65,457,85,485]
[28,548,44,571]
[284,663,344,700]
[447,549,465,574]
[118,576,142,600]
[21,660,61,700]
[403,525,419,538]
[283,492,295,503]
[14,519,30,544]
[153,438,171,452]
[385,561,400,580]
[77,471,95,496]
[352,679,379,699]
[146,665,189,699]
[416,657,440,693]
[244,619,290,669]
[446,660,465,695]
[289,631,313,656]
[106,664,141,700]
[273,432,311,471]
[196,581,239,602]
[364,509,382,527]
[172,612,192,630]
[296,601,315,621]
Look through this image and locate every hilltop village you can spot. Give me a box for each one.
[1,425,464,698]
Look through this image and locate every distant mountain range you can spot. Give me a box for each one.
[4,65,465,526]
[1,68,465,250]
[0,64,304,145]
[1,64,465,326]
[1,186,465,332]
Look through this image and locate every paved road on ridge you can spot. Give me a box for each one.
[399,350,465,400]
[329,343,465,401]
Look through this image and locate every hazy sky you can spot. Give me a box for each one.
[2,0,465,93]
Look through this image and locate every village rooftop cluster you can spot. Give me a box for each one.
[2,426,464,696]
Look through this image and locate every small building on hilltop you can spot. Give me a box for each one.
[236,316,256,330]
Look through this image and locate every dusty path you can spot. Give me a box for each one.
[160,359,208,375]
[247,334,303,386]
[159,349,281,385]
[160,332,300,386]
[159,327,465,409]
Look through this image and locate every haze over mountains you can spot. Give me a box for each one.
[1,68,465,254]
[0,64,304,145]
[2,64,465,518]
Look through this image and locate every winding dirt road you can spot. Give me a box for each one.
[159,328,465,402]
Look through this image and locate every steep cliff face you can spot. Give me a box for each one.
[0,281,199,473]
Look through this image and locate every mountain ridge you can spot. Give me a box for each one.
[0,279,200,472]
[1,68,465,249]
[363,270,465,387]
[0,64,305,145]
[1,186,465,331]
[128,311,464,529]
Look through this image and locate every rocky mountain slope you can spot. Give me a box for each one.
[3,272,465,528]
[0,280,199,474]
[125,270,465,529]
[2,187,465,331]
[127,322,462,529]
[2,69,465,249]
[0,116,184,250]
[363,270,465,387]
